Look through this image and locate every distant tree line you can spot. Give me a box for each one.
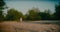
[0,0,60,22]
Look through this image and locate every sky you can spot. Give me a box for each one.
[4,0,59,15]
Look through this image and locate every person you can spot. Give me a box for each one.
[20,17,22,22]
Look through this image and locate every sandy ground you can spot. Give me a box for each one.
[0,21,60,32]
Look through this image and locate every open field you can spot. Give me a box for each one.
[0,21,60,32]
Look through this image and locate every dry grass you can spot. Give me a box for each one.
[0,21,60,32]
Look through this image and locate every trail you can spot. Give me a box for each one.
[0,21,60,32]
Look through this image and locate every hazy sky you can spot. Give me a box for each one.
[4,0,59,14]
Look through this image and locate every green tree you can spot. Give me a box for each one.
[26,7,41,20]
[0,0,6,21]
[50,13,56,20]
[0,0,5,9]
[55,3,60,20]
[6,8,23,21]
[38,9,51,20]
[22,15,27,20]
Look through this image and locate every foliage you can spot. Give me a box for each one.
[38,9,51,20]
[0,0,5,10]
[55,3,60,20]
[25,8,56,20]
[25,8,41,20]
[6,8,23,21]
[0,0,6,21]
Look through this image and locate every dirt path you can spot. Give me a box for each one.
[0,21,60,32]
